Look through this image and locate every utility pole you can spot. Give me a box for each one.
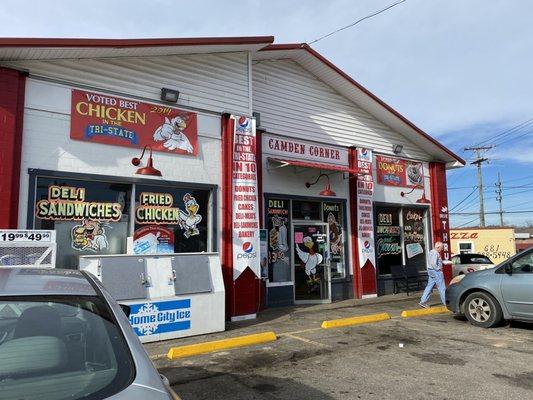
[464,146,493,228]
[495,173,504,226]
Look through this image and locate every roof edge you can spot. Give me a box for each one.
[0,36,275,48]
[261,43,465,166]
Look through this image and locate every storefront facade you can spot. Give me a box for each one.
[0,36,464,320]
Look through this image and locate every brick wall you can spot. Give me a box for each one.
[0,68,26,228]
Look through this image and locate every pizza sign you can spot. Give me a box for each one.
[70,89,198,156]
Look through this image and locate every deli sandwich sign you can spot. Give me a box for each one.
[71,89,198,156]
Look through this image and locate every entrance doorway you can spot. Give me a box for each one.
[292,222,331,303]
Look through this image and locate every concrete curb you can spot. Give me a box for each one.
[321,312,391,329]
[401,305,449,318]
[167,331,277,360]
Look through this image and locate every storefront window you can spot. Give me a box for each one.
[265,197,348,283]
[266,198,291,282]
[375,207,402,275]
[403,208,427,271]
[374,205,430,275]
[323,202,345,279]
[133,185,210,254]
[31,174,214,269]
[34,177,131,269]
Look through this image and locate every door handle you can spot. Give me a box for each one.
[170,270,177,283]
[140,273,152,287]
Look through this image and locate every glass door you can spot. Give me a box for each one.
[292,222,331,303]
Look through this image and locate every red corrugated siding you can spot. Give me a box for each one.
[0,68,25,228]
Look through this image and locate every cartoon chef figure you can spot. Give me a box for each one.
[178,193,202,238]
[71,220,108,252]
[296,236,323,276]
[153,115,194,153]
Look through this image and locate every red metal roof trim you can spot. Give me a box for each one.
[268,157,357,174]
[261,44,465,166]
[0,36,275,48]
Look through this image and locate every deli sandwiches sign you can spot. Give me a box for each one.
[263,134,349,166]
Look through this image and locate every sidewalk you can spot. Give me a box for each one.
[145,291,433,359]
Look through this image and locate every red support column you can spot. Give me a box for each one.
[349,147,362,299]
[221,114,235,318]
[0,68,26,229]
[429,162,452,284]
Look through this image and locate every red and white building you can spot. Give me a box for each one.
[0,36,464,319]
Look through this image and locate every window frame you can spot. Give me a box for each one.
[263,193,350,285]
[26,168,218,254]
[374,202,431,277]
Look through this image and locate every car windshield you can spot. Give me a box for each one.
[0,296,134,400]
[463,255,492,264]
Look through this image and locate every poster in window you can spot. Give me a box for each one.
[323,202,345,277]
[375,207,402,275]
[71,89,198,156]
[134,187,209,254]
[133,226,175,255]
[33,179,130,269]
[267,198,291,282]
[403,208,426,271]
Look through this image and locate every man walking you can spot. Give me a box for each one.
[419,241,445,308]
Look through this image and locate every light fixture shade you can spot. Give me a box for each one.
[319,183,336,197]
[135,157,162,176]
[416,192,431,204]
[131,146,162,177]
[161,87,179,103]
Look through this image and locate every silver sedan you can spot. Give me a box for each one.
[446,247,533,328]
[0,267,180,400]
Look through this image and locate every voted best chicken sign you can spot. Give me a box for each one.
[70,90,198,156]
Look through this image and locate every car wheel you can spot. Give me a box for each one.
[464,292,503,328]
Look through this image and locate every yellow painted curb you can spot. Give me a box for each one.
[321,312,391,329]
[401,305,450,318]
[167,331,277,360]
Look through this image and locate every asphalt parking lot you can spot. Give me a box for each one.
[151,296,533,400]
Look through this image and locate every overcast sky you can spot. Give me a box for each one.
[1,0,532,226]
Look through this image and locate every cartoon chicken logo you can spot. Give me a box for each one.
[178,193,202,238]
[296,236,323,276]
[153,115,194,153]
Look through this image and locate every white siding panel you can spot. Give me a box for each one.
[253,60,430,161]
[4,52,250,115]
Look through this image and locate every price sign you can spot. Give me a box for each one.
[0,230,53,243]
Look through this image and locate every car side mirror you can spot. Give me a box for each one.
[119,304,131,317]
[504,263,513,275]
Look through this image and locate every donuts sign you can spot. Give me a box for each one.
[376,156,423,188]
[70,89,198,156]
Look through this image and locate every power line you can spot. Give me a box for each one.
[309,0,407,44]
[492,129,533,148]
[450,187,478,211]
[473,119,533,147]
[455,217,480,228]
[450,210,533,215]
